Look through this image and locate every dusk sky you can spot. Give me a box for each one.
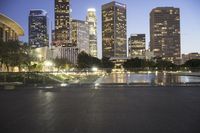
[0,0,200,58]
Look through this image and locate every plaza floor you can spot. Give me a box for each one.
[0,86,200,133]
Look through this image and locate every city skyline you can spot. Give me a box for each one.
[0,0,200,58]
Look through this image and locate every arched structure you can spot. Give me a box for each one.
[0,13,24,41]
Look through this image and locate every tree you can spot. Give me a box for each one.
[155,60,175,70]
[184,59,200,68]
[90,56,101,68]
[123,58,146,69]
[77,51,101,69]
[144,60,156,68]
[1,40,20,71]
[53,58,69,71]
[20,45,35,72]
[0,40,34,72]
[77,51,90,68]
[102,57,114,68]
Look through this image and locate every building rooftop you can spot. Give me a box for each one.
[102,1,126,9]
[87,8,96,12]
[151,7,179,12]
[72,19,86,24]
[0,13,24,36]
[29,9,48,16]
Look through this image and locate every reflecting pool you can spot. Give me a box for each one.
[96,72,200,85]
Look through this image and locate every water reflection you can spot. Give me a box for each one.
[128,73,154,83]
[36,91,56,123]
[97,72,200,85]
[112,73,127,83]
[154,73,181,85]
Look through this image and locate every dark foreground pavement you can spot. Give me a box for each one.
[0,86,200,133]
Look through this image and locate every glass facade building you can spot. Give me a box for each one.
[86,8,97,57]
[128,34,146,58]
[71,19,89,53]
[102,1,127,58]
[29,10,49,48]
[150,7,181,63]
[55,0,71,47]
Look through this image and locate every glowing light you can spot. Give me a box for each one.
[88,8,96,12]
[60,83,68,87]
[155,71,158,76]
[95,83,100,86]
[38,86,54,89]
[163,71,166,76]
[44,60,53,67]
[38,54,42,59]
[92,67,98,72]
[94,83,100,90]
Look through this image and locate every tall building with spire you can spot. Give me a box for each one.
[86,8,97,57]
[29,9,49,48]
[150,7,181,64]
[55,0,71,47]
[102,1,127,58]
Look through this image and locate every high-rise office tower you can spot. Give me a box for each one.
[102,1,127,58]
[128,34,146,58]
[71,19,89,53]
[150,7,181,63]
[86,8,97,57]
[55,0,70,47]
[29,10,49,48]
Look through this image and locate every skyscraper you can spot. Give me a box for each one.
[71,19,89,53]
[150,7,181,63]
[128,34,146,58]
[29,10,48,48]
[55,0,70,47]
[86,8,97,57]
[102,1,127,58]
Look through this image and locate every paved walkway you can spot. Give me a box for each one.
[0,86,200,133]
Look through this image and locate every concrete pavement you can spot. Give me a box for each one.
[0,86,200,133]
